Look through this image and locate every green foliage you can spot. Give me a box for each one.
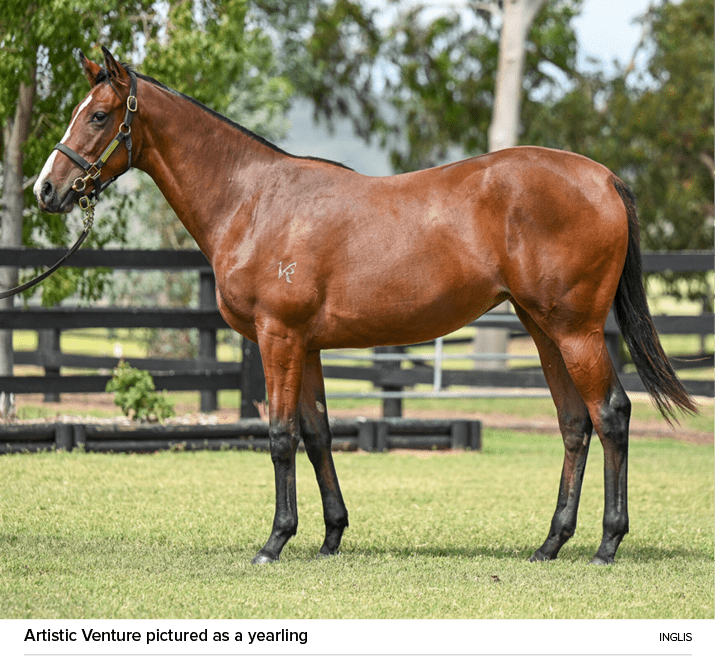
[526,0,714,301]
[297,0,584,172]
[105,361,175,423]
[1,0,155,304]
[1,0,293,307]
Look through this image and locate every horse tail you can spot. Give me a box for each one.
[611,177,697,421]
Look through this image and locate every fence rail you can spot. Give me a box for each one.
[1,249,712,414]
[0,417,483,454]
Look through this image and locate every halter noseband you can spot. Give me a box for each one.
[54,70,138,210]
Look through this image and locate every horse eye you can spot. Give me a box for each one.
[92,111,107,123]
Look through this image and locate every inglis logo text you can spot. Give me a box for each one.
[660,633,693,642]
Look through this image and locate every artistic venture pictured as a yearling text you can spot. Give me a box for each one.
[34,48,695,565]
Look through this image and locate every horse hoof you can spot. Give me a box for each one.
[316,549,341,559]
[251,552,279,565]
[589,555,615,566]
[527,552,552,563]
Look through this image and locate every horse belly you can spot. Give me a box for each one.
[311,249,505,350]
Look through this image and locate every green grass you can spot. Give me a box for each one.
[1,431,712,619]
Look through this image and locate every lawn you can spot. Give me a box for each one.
[1,430,712,619]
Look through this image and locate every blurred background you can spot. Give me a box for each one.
[1,0,712,425]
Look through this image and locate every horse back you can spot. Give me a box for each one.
[216,146,628,349]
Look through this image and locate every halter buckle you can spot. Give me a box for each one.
[127,95,138,113]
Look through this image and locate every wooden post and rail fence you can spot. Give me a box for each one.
[0,248,712,420]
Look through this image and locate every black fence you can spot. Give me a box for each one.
[0,417,482,454]
[0,249,712,416]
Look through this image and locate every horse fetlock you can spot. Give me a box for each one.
[325,503,349,529]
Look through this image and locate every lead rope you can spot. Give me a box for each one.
[0,201,95,300]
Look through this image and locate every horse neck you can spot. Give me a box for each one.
[133,80,284,261]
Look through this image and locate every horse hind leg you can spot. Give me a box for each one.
[554,329,631,565]
[512,303,594,562]
[299,351,349,557]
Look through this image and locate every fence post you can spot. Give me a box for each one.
[604,310,622,373]
[450,420,468,449]
[376,346,403,417]
[55,423,73,451]
[357,419,376,452]
[240,338,266,418]
[468,420,482,451]
[198,271,218,412]
[40,328,61,403]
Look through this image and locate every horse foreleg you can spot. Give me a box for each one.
[300,351,349,557]
[513,304,593,561]
[251,330,305,565]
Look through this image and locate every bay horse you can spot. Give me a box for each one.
[35,48,695,565]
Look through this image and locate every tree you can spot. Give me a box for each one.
[1,1,160,391]
[488,0,547,152]
[0,0,293,388]
[298,0,584,173]
[527,0,714,301]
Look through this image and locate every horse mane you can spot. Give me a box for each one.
[95,64,353,171]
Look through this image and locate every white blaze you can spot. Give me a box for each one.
[33,94,94,200]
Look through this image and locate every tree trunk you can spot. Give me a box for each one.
[474,0,545,370]
[1,70,36,412]
[488,0,545,152]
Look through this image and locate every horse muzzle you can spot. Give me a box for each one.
[35,177,80,214]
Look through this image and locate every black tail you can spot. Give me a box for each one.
[611,178,697,421]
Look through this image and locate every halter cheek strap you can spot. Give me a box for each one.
[54,71,138,209]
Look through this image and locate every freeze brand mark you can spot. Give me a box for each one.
[659,632,692,642]
[278,261,297,283]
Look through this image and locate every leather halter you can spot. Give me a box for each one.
[55,70,138,210]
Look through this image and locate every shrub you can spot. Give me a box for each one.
[106,361,175,423]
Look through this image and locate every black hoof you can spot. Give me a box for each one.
[316,549,341,559]
[528,551,553,563]
[251,552,279,565]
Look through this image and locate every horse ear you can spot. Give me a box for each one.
[80,52,102,87]
[101,46,131,88]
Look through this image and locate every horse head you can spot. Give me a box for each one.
[34,47,138,214]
